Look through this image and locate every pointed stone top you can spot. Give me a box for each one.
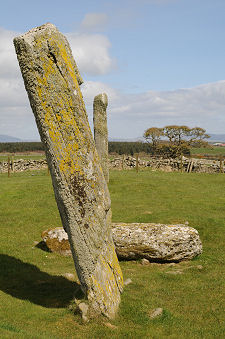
[13,22,83,86]
[14,23,57,45]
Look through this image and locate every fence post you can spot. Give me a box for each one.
[220,155,223,173]
[180,154,183,173]
[8,156,10,177]
[136,153,139,172]
[11,154,14,172]
[189,160,194,173]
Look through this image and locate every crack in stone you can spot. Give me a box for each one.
[47,41,64,79]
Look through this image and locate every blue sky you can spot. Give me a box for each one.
[1,0,225,140]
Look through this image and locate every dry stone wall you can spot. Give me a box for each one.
[0,156,224,173]
[109,155,225,173]
[0,159,47,172]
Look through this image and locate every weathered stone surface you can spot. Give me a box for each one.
[93,93,109,182]
[113,223,202,261]
[42,222,202,262]
[42,227,71,256]
[14,23,123,318]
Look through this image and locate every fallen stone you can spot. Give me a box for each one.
[149,308,163,319]
[112,222,202,262]
[42,222,202,262]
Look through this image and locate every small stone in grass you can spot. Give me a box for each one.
[149,308,163,319]
[104,322,118,330]
[165,263,176,267]
[165,270,183,275]
[62,273,75,281]
[124,278,132,286]
[78,302,89,322]
[141,258,150,265]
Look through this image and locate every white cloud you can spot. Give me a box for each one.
[106,81,225,138]
[67,33,115,76]
[0,28,21,79]
[80,13,108,32]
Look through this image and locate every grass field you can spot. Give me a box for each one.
[190,146,225,156]
[0,169,224,338]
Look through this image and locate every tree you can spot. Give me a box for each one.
[163,125,191,146]
[188,127,210,147]
[143,127,164,150]
[143,125,210,157]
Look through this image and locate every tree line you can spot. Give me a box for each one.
[0,141,151,156]
[0,125,209,158]
[0,142,44,153]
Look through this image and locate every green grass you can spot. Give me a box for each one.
[191,146,225,156]
[0,169,224,338]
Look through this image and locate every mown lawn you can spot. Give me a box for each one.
[0,169,224,338]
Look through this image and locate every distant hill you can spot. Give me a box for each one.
[209,134,225,142]
[0,135,22,142]
[109,137,144,142]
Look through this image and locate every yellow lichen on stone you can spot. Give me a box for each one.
[14,23,123,320]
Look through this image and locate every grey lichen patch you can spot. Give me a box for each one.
[14,23,123,319]
[112,222,202,262]
[93,93,109,183]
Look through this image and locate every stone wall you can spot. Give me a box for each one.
[109,155,225,173]
[0,156,224,173]
[0,159,48,172]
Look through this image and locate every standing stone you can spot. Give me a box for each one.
[14,23,123,319]
[93,93,109,182]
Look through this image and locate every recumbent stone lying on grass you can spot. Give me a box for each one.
[42,223,202,262]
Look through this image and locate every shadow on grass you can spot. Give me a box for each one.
[0,254,82,308]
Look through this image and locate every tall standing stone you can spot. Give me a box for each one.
[93,93,109,183]
[14,23,123,318]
